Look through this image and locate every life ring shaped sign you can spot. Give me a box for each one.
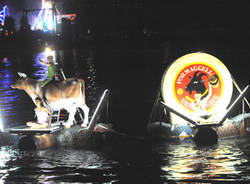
[161,52,233,125]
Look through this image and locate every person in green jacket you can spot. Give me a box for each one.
[39,55,56,87]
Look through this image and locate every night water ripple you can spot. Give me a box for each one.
[1,138,250,183]
[0,147,119,183]
[159,137,250,183]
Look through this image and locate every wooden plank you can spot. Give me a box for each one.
[8,124,63,135]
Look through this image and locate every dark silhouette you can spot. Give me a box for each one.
[2,16,16,36]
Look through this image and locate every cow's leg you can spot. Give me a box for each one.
[79,104,89,128]
[63,107,77,128]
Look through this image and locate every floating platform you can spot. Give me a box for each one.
[1,113,250,149]
[0,89,112,150]
[9,122,62,135]
[147,113,250,142]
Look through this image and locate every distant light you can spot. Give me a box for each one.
[57,13,77,23]
[0,5,9,25]
[32,0,55,31]
[2,57,8,63]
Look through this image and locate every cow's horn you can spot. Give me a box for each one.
[17,72,27,78]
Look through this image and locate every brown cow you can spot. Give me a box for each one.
[11,72,89,128]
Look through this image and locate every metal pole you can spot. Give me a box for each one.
[218,85,249,126]
[148,89,161,124]
[231,75,250,109]
[86,89,110,130]
[243,99,245,128]
[161,101,198,127]
[60,68,66,80]
[106,93,109,123]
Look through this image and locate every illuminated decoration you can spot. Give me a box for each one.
[0,5,9,25]
[32,0,55,31]
[31,0,76,31]
[57,13,77,23]
[161,52,233,125]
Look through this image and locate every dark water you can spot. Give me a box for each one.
[0,42,250,183]
[1,138,250,183]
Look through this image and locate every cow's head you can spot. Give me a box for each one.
[11,72,28,90]
[185,71,207,94]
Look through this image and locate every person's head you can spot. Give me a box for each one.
[35,97,42,106]
[47,55,54,64]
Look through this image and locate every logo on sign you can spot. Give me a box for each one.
[174,64,223,113]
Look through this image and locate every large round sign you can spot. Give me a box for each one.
[161,52,233,125]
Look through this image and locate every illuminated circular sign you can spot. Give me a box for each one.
[161,52,233,125]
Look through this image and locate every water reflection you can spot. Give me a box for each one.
[0,146,20,183]
[1,147,119,183]
[0,53,45,128]
[0,57,19,129]
[160,138,249,182]
[33,47,56,80]
[33,51,49,80]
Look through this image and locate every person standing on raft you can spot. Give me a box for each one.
[26,97,52,129]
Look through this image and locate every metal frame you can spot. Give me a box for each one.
[86,89,110,130]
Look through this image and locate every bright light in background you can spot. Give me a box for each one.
[44,47,55,58]
[0,5,9,25]
[32,0,55,31]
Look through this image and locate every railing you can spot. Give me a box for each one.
[86,89,110,130]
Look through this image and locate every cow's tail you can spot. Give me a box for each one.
[78,78,86,105]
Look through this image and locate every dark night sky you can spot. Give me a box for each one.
[70,1,250,28]
[1,0,249,36]
[2,1,250,30]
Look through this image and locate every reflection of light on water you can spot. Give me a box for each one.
[0,147,12,167]
[36,148,116,170]
[161,141,248,181]
[0,58,19,128]
[0,147,19,183]
[33,48,56,80]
